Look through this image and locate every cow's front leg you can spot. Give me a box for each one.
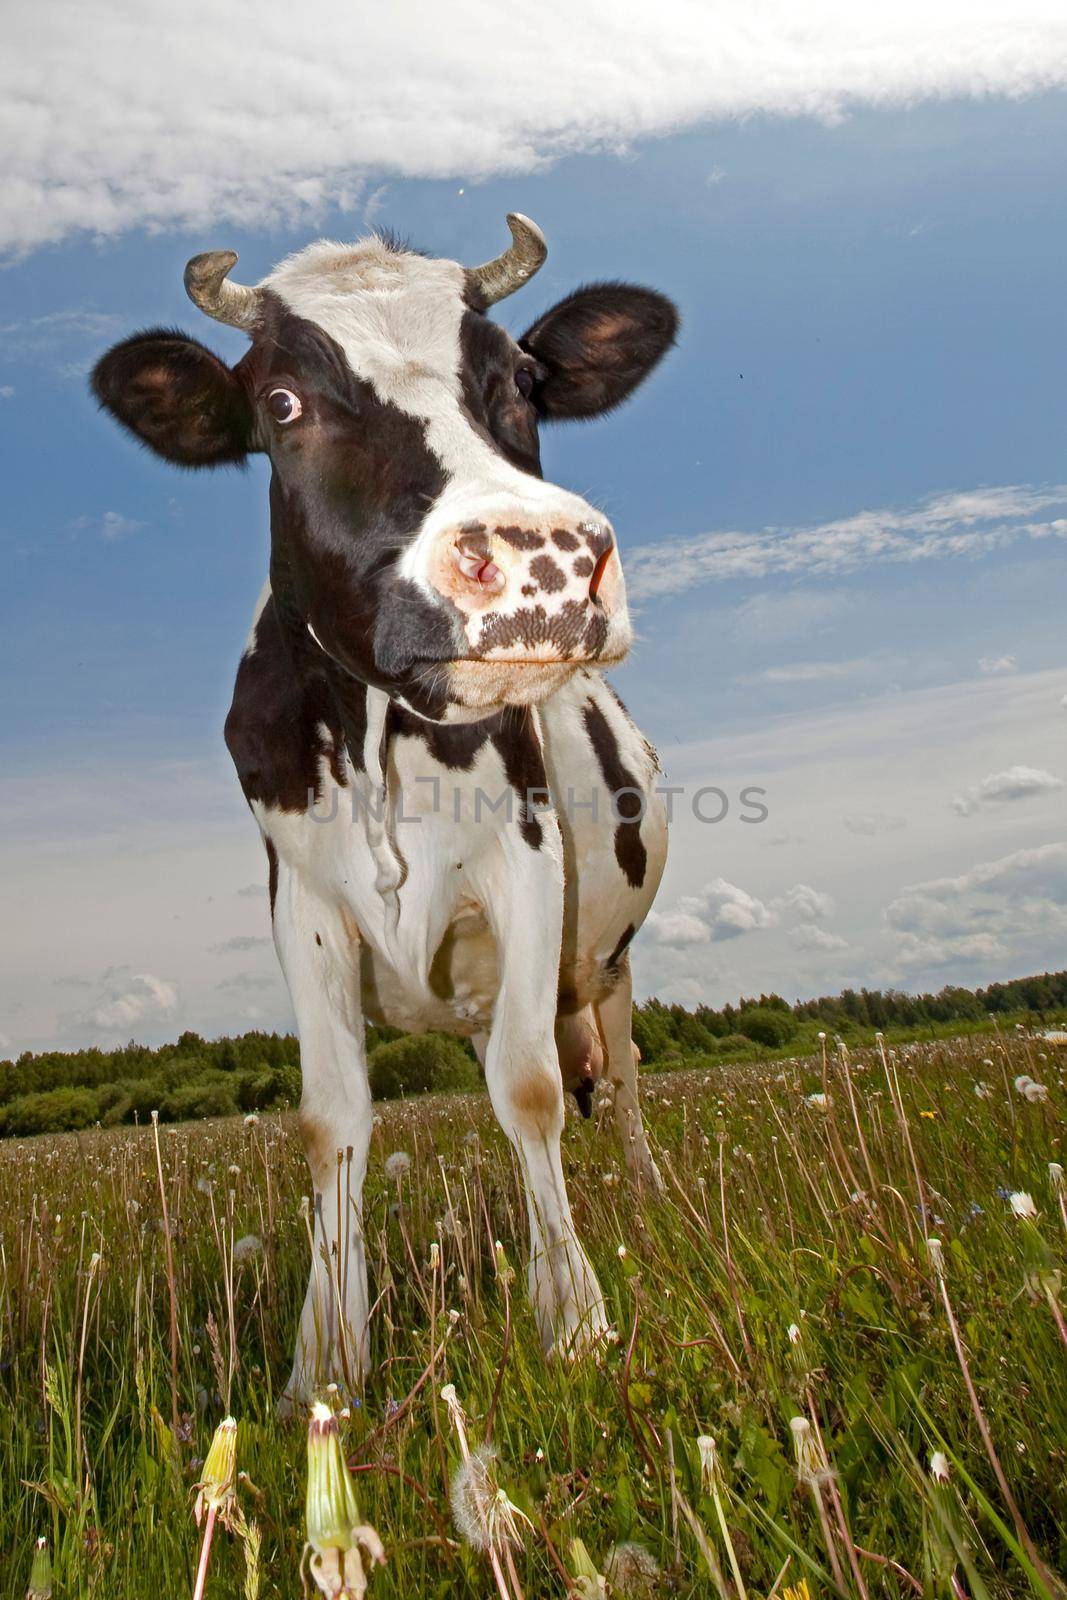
[271,857,371,1408]
[480,823,608,1357]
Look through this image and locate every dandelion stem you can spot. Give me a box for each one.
[191,1505,217,1600]
[1044,1286,1067,1353]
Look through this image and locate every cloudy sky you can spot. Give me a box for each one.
[2,2,1066,1052]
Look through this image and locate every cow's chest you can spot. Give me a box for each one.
[256,728,542,1032]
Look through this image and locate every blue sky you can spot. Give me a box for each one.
[2,14,1066,1051]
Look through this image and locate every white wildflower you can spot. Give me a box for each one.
[930,1451,951,1483]
[1009,1192,1038,1220]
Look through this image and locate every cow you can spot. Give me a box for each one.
[91,216,678,1405]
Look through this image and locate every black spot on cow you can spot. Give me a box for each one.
[583,613,609,655]
[491,712,548,851]
[606,923,636,974]
[226,595,351,812]
[551,528,580,552]
[582,698,647,889]
[497,526,544,551]
[389,704,494,771]
[529,553,566,593]
[389,703,545,850]
[573,554,594,578]
[264,837,279,915]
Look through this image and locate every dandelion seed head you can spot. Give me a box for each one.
[930,1450,951,1483]
[449,1443,497,1551]
[384,1150,411,1182]
[1009,1191,1038,1219]
[604,1542,661,1597]
[233,1233,262,1263]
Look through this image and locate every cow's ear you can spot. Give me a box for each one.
[518,283,679,421]
[91,329,255,468]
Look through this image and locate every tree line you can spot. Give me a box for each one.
[1,967,1064,1139]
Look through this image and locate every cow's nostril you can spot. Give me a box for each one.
[455,545,504,589]
[588,546,613,604]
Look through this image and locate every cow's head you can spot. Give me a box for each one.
[92,217,677,721]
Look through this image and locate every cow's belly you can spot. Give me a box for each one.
[359,905,499,1034]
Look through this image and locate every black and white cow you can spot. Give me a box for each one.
[92,217,678,1402]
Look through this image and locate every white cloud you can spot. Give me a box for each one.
[4,3,1067,252]
[627,484,1067,601]
[952,764,1063,814]
[730,588,849,641]
[632,667,1067,1002]
[842,812,907,835]
[885,842,1067,971]
[979,654,1017,674]
[740,658,861,685]
[646,877,778,946]
[643,909,713,947]
[894,930,1006,968]
[780,883,836,922]
[791,924,848,952]
[0,386,13,399]
[214,935,273,953]
[71,510,146,541]
[0,309,123,351]
[646,876,839,948]
[59,967,179,1041]
[977,766,1063,801]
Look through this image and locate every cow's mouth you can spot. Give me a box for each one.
[447,653,627,709]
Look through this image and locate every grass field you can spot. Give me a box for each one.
[2,1028,1065,1598]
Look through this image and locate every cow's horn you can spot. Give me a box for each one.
[183,250,262,331]
[468,213,547,306]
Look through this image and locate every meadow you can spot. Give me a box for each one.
[2,1028,1065,1598]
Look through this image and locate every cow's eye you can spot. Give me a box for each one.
[514,367,535,400]
[267,388,302,423]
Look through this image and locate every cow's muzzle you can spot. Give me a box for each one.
[427,513,632,707]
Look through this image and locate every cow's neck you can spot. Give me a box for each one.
[264,553,417,954]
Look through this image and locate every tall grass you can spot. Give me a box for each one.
[1,1030,1064,1596]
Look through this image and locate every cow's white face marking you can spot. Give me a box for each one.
[265,239,519,494]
